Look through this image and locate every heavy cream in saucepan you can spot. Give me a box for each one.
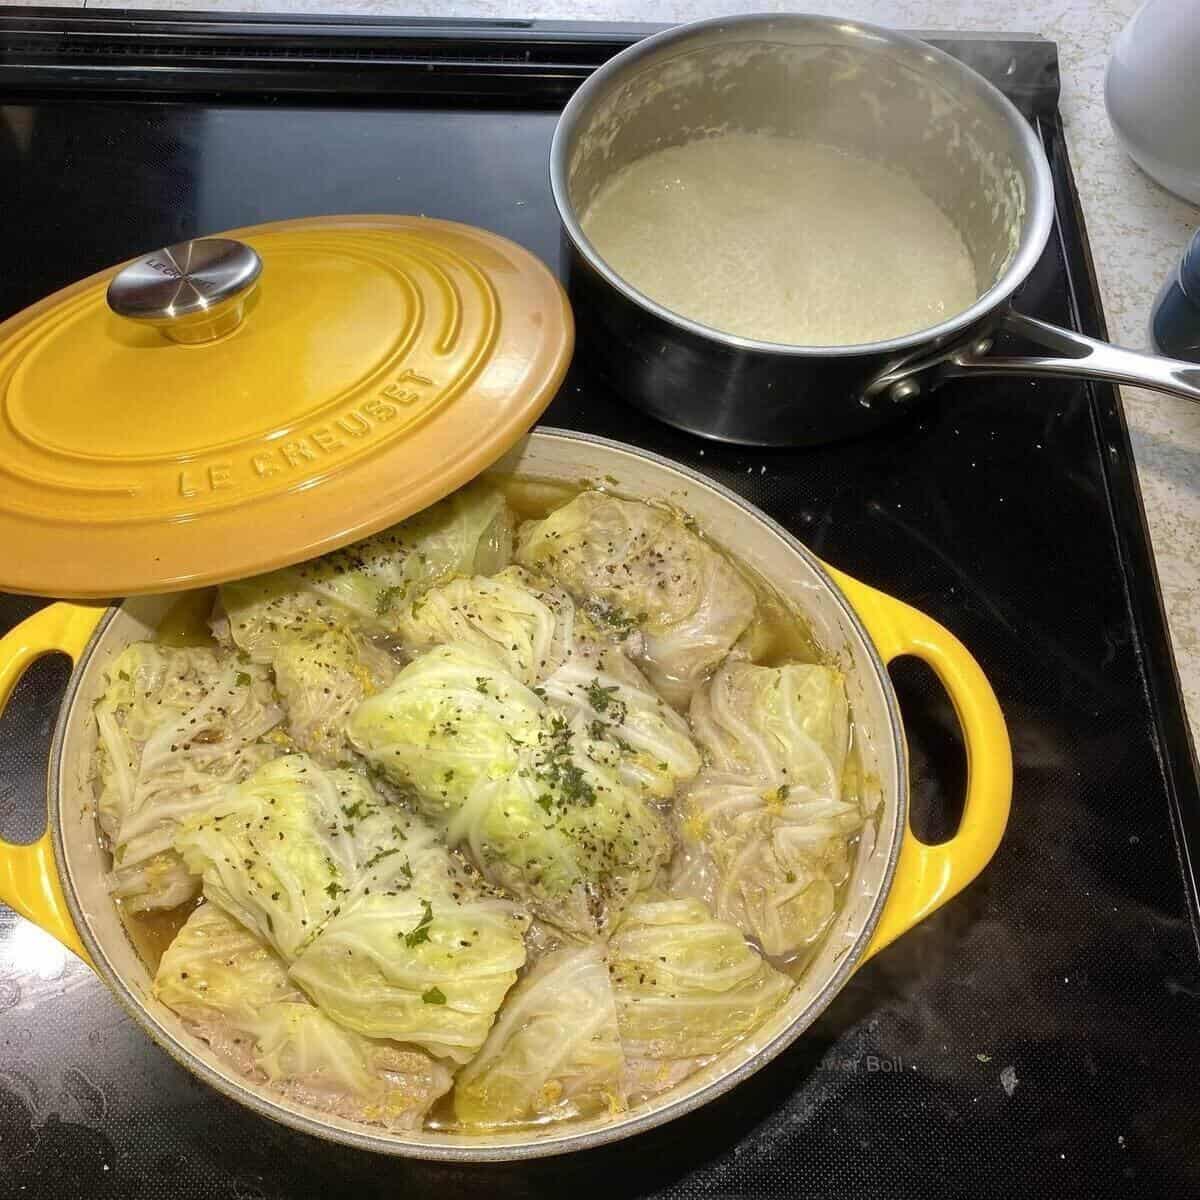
[580,133,979,346]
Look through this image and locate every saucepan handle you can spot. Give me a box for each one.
[823,567,1013,962]
[947,310,1200,403]
[0,602,106,965]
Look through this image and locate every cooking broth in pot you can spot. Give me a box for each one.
[580,132,979,346]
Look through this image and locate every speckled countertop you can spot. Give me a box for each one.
[6,0,1200,747]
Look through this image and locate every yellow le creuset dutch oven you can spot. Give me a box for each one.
[0,216,1010,1158]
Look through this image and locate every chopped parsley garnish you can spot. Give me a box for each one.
[584,679,626,724]
[785,870,797,884]
[585,680,620,713]
[558,761,595,806]
[535,717,597,807]
[421,986,446,1005]
[536,793,554,814]
[364,846,401,871]
[475,676,491,695]
[586,601,642,635]
[324,880,347,900]
[375,585,404,616]
[235,671,252,687]
[402,899,434,948]
[341,799,370,820]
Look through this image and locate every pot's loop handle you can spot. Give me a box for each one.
[948,310,1200,403]
[823,567,1012,961]
[0,603,106,965]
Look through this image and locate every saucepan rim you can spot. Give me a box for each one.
[549,11,1056,359]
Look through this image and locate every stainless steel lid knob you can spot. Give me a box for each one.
[106,237,262,344]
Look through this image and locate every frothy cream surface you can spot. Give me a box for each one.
[580,133,979,346]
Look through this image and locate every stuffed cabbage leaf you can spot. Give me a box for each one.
[396,568,701,801]
[454,945,626,1128]
[176,753,531,1062]
[515,492,756,707]
[394,565,574,686]
[674,661,862,958]
[218,481,513,662]
[542,631,701,801]
[608,896,792,1085]
[348,642,545,808]
[94,643,282,913]
[453,756,668,939]
[672,775,861,958]
[155,903,452,1128]
[348,643,672,936]
[271,628,398,766]
[290,889,530,1065]
[174,755,443,960]
[690,661,850,796]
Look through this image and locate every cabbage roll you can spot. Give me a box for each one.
[396,568,701,800]
[350,642,543,803]
[290,890,530,1065]
[672,775,861,958]
[218,481,514,662]
[394,565,575,685]
[155,904,452,1129]
[174,755,448,960]
[271,628,398,766]
[690,660,850,795]
[94,643,283,913]
[454,945,626,1128]
[176,754,530,1062]
[674,661,863,958]
[608,896,792,1097]
[515,492,756,706]
[347,643,672,936]
[542,629,701,801]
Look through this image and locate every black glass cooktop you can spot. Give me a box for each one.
[0,11,1198,1199]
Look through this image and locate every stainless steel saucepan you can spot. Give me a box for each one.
[551,13,1200,445]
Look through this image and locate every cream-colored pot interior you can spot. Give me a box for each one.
[51,430,906,1159]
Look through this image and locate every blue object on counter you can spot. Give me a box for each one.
[1151,229,1200,363]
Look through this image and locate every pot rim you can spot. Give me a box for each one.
[48,428,908,1160]
[549,11,1056,359]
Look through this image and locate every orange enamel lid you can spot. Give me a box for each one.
[0,214,573,598]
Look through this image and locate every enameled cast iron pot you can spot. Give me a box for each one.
[0,429,1012,1159]
[551,14,1200,445]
